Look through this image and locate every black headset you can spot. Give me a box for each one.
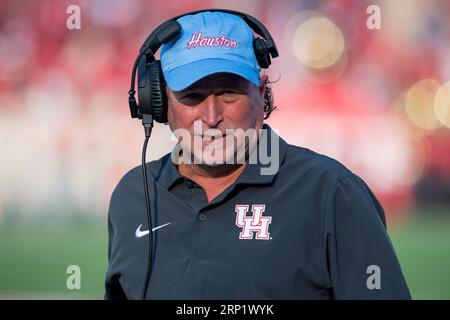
[128,8,279,124]
[128,9,279,300]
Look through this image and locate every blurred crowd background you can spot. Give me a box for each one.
[0,0,449,299]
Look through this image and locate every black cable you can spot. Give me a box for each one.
[141,114,153,300]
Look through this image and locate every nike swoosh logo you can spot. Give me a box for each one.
[135,222,171,238]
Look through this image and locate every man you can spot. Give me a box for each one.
[105,11,411,299]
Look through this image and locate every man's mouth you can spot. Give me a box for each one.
[197,133,228,141]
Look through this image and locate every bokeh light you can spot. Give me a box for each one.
[404,79,442,130]
[290,11,345,69]
[433,81,450,128]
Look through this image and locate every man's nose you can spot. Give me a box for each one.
[200,95,224,128]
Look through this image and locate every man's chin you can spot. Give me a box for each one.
[189,152,239,167]
[194,156,228,167]
[195,159,245,175]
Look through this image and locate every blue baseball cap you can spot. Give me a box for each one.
[160,11,261,91]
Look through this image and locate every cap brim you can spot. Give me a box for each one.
[164,58,260,92]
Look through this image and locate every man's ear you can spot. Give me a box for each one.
[259,74,269,96]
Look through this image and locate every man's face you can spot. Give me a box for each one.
[167,73,267,166]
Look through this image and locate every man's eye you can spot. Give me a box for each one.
[219,90,239,102]
[222,90,237,95]
[219,90,239,97]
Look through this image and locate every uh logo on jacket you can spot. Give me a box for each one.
[235,204,272,240]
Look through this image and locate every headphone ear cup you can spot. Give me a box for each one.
[148,60,168,123]
[137,59,168,123]
[137,56,151,117]
[253,38,271,69]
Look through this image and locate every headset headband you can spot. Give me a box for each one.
[139,9,279,58]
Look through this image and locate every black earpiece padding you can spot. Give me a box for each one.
[253,38,271,69]
[148,61,168,123]
[137,59,167,123]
